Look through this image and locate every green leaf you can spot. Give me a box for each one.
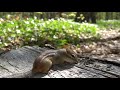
[11,34,16,37]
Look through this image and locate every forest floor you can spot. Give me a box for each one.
[78,29,120,61]
[0,29,120,78]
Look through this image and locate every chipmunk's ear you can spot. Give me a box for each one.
[66,45,78,54]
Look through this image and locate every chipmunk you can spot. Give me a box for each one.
[3,45,79,78]
[32,46,78,73]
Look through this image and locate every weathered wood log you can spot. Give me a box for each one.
[0,46,120,78]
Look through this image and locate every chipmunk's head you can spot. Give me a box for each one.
[65,45,79,64]
[32,60,41,73]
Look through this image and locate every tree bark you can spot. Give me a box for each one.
[90,12,96,23]
[74,12,81,22]
[105,12,109,20]
[74,12,96,23]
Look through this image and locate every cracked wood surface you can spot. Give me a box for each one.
[0,46,120,78]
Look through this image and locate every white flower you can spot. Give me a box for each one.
[25,21,29,24]
[8,28,11,32]
[16,30,21,33]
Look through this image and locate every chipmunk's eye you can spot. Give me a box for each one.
[71,54,76,58]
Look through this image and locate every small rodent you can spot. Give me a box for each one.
[32,46,78,73]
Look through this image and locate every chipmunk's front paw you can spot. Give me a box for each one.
[48,70,54,74]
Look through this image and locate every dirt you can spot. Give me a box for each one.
[77,29,120,60]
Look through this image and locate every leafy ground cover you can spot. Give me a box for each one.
[0,17,98,49]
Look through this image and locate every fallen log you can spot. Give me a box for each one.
[0,46,120,78]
